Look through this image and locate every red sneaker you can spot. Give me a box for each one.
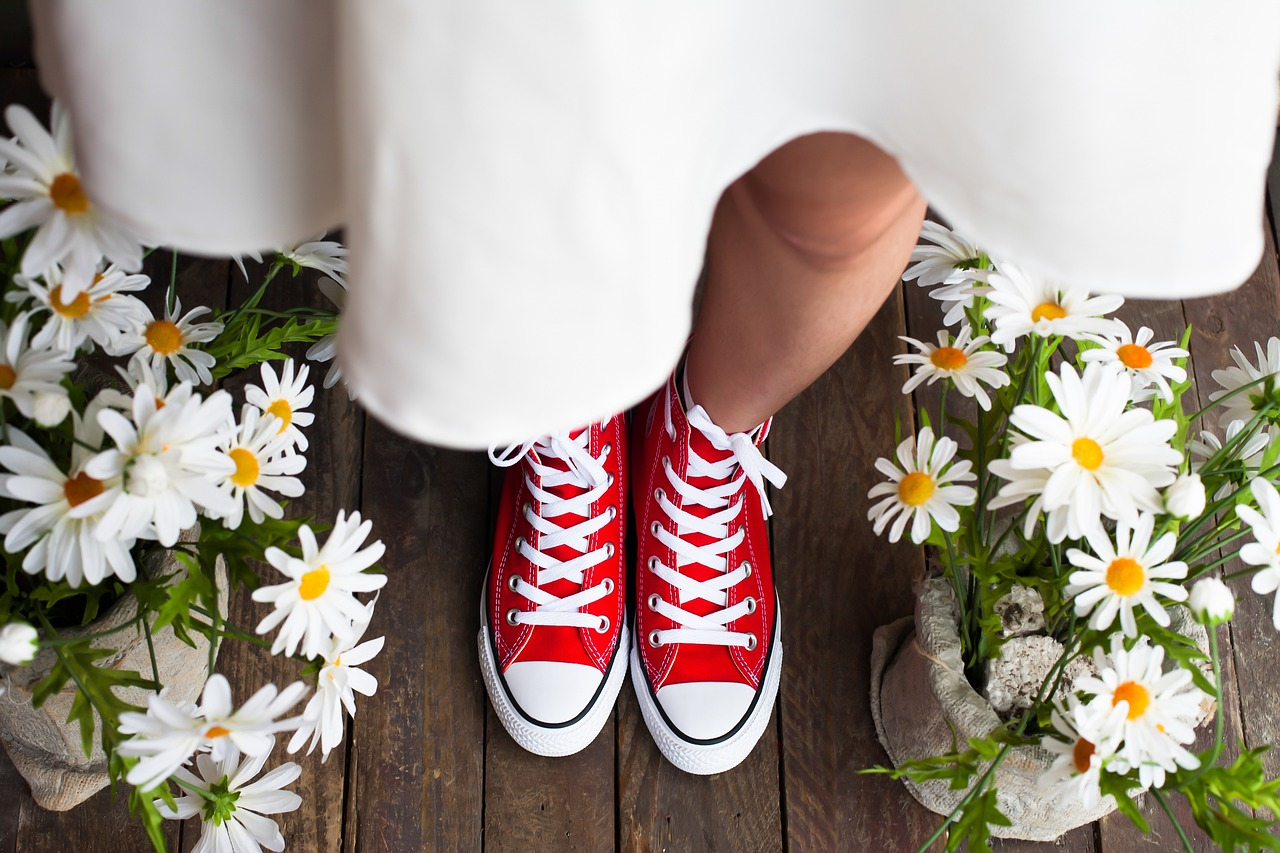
[631,374,786,774]
[479,416,628,756]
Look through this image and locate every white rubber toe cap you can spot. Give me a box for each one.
[655,681,757,741]
[503,661,604,725]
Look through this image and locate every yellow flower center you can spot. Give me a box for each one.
[0,364,15,390]
[1031,302,1067,322]
[50,285,91,319]
[897,472,936,506]
[228,447,260,488]
[49,172,89,215]
[1105,557,1145,596]
[204,725,231,739]
[1072,737,1095,774]
[1116,343,1154,370]
[1112,681,1151,720]
[144,320,183,355]
[1071,437,1104,471]
[929,346,969,371]
[63,471,104,508]
[267,399,293,431]
[299,566,330,601]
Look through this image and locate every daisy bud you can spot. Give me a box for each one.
[32,389,71,428]
[0,621,38,665]
[1165,473,1206,520]
[1189,577,1234,625]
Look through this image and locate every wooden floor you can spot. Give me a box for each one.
[3,66,1280,852]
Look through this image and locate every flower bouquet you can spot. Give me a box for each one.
[0,101,383,853]
[866,220,1280,851]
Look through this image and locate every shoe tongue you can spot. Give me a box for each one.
[533,428,592,503]
[531,428,594,599]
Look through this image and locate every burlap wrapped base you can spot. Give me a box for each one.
[870,576,1209,842]
[0,544,227,811]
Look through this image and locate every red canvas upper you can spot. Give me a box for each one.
[632,375,777,691]
[488,415,627,675]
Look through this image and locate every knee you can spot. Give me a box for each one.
[733,133,923,271]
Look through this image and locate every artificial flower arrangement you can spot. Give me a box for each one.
[0,101,379,853]
[867,220,1280,852]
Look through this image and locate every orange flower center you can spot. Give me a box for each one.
[929,346,969,371]
[1116,343,1154,370]
[0,365,15,390]
[1072,738,1095,774]
[897,472,935,507]
[49,172,89,215]
[1031,302,1067,322]
[1105,557,1145,596]
[228,447,259,488]
[204,725,231,739]
[1112,681,1151,720]
[63,471,104,508]
[50,285,91,319]
[299,566,330,601]
[1071,437,1104,471]
[266,399,293,430]
[144,320,183,355]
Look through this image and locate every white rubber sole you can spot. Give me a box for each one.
[630,611,782,775]
[478,589,629,758]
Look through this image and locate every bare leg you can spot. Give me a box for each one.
[685,132,926,432]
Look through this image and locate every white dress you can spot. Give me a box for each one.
[30,1,1280,448]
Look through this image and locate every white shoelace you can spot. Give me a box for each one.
[490,427,616,631]
[648,398,787,648]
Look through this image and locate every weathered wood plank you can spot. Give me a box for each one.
[772,290,943,850]
[348,430,487,852]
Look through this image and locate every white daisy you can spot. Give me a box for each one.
[867,426,977,544]
[0,103,142,293]
[23,264,150,355]
[0,311,74,419]
[1188,576,1235,625]
[85,384,236,547]
[156,743,302,853]
[1038,698,1126,809]
[1001,363,1181,542]
[252,511,387,658]
[979,262,1123,351]
[282,236,348,287]
[1236,478,1280,630]
[214,406,306,531]
[1065,514,1189,637]
[0,621,38,665]
[1076,635,1205,790]
[901,221,987,326]
[0,419,135,587]
[118,675,306,792]
[1191,420,1271,471]
[987,451,1060,540]
[894,325,1010,411]
[1209,337,1280,429]
[117,296,222,386]
[244,359,315,453]
[1080,322,1188,404]
[304,277,352,398]
[288,598,383,760]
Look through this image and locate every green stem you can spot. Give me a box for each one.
[221,261,284,329]
[141,611,160,696]
[1186,373,1273,423]
[1152,789,1195,853]
[166,251,178,316]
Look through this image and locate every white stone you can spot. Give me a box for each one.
[982,635,1095,720]
[993,585,1045,638]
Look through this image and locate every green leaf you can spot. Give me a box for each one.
[946,786,1012,853]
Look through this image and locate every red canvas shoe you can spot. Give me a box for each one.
[631,373,786,774]
[479,416,628,756]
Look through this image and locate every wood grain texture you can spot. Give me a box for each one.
[348,429,488,853]
[772,290,944,851]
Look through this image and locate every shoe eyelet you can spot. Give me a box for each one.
[662,455,671,469]
[647,629,663,648]
[745,633,758,651]
[653,487,664,502]
[606,472,615,487]
[604,542,615,558]
[522,501,532,517]
[647,593,661,610]
[744,596,757,614]
[595,615,611,634]
[505,608,521,626]
[507,574,520,592]
[601,577,615,594]
[602,442,612,456]
[647,556,659,572]
[650,521,661,537]
[741,561,752,577]
[606,504,617,521]
[513,536,525,553]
